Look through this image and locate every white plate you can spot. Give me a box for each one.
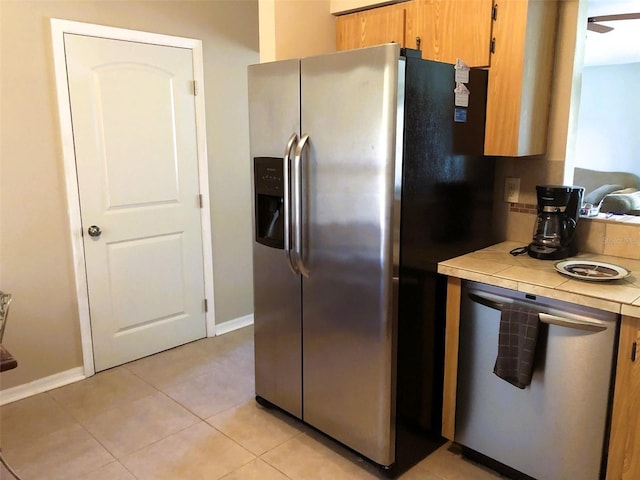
[555,260,630,281]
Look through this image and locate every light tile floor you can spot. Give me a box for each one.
[0,326,503,479]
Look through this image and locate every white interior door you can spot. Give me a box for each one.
[64,33,206,371]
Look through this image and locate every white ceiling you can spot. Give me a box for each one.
[585,0,640,66]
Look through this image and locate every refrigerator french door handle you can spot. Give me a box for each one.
[292,134,310,278]
[283,133,299,274]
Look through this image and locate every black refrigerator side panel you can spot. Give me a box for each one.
[400,58,495,269]
[395,56,496,457]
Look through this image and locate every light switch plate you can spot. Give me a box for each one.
[504,177,520,203]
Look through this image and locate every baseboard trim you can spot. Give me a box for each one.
[214,313,254,336]
[0,367,85,406]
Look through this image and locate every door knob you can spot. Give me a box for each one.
[87,225,102,237]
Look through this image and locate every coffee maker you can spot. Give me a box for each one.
[528,185,584,260]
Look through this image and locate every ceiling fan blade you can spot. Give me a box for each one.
[587,22,614,34]
[588,13,640,23]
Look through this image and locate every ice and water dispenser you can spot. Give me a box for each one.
[254,157,284,249]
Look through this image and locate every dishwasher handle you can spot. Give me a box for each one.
[468,292,505,311]
[538,313,607,332]
[468,292,608,333]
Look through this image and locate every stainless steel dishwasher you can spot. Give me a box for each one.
[455,280,619,480]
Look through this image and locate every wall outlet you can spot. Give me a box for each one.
[504,177,520,203]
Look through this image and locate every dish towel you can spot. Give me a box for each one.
[493,303,540,389]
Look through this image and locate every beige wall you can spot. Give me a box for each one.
[0,0,259,390]
[259,0,336,62]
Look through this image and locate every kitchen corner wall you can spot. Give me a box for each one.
[258,0,336,62]
[0,0,259,391]
[493,157,565,244]
[491,0,640,260]
[492,0,583,245]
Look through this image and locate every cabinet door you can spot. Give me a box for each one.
[483,0,557,156]
[336,1,411,51]
[607,315,640,480]
[414,0,493,66]
[336,10,363,51]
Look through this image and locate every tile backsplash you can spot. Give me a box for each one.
[578,217,640,260]
[496,201,640,261]
[508,202,537,215]
[493,156,640,261]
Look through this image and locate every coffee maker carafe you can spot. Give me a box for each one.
[528,185,584,260]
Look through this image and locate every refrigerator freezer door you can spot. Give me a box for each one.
[248,59,303,418]
[300,44,401,466]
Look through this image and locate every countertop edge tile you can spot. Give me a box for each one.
[437,265,519,290]
[555,280,640,305]
[517,283,622,314]
[439,241,640,317]
[494,266,569,289]
[438,256,512,276]
[622,304,640,317]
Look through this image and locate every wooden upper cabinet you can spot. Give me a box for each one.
[336,10,363,51]
[484,0,558,156]
[336,0,492,61]
[414,0,493,66]
[336,1,414,51]
[335,0,559,157]
[606,315,640,480]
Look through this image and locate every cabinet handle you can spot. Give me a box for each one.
[416,36,421,51]
[632,341,637,362]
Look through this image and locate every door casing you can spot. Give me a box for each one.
[50,18,216,377]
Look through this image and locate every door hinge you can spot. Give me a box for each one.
[204,298,208,313]
[198,193,203,208]
[415,36,421,51]
[490,37,496,54]
[492,3,498,21]
[192,80,197,96]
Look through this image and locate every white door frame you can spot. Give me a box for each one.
[50,18,216,377]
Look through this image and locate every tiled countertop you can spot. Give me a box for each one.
[438,241,640,317]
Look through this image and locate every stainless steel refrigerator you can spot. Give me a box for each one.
[248,44,496,471]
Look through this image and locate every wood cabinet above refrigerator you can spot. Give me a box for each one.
[335,0,559,158]
[336,1,414,50]
[336,1,492,65]
[414,0,493,67]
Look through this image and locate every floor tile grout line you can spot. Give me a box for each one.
[41,367,219,469]
[45,390,123,472]
[8,392,120,479]
[115,419,214,465]
[84,345,262,470]
[254,454,296,480]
